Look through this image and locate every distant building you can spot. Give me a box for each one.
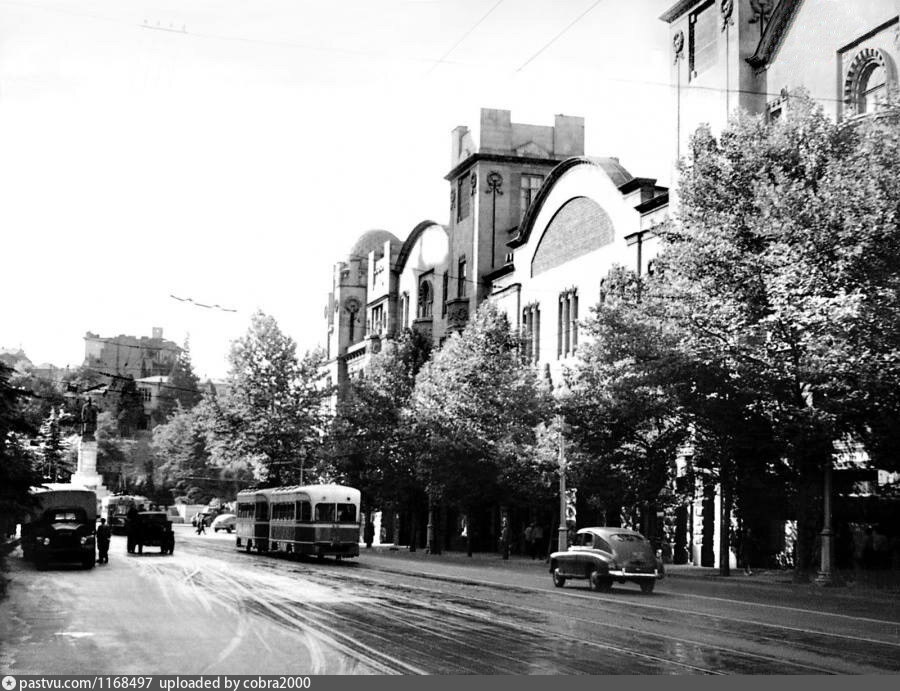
[83,327,180,380]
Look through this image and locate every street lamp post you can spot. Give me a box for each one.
[557,414,568,553]
[815,458,840,586]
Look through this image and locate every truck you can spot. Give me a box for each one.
[21,484,97,570]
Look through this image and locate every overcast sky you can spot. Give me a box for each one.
[0,0,674,380]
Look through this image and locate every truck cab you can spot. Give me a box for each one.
[21,484,97,570]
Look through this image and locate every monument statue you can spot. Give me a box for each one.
[80,399,98,439]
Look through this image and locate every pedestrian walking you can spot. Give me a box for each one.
[532,523,545,560]
[364,520,375,549]
[523,523,535,559]
[96,518,111,564]
[196,515,206,535]
[126,504,139,553]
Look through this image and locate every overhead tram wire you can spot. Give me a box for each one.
[1,0,848,105]
[516,0,607,73]
[424,0,505,76]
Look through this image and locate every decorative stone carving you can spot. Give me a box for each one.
[485,171,503,195]
[450,188,456,210]
[470,172,477,196]
[673,30,684,62]
[445,297,470,331]
[749,0,775,26]
[720,0,733,29]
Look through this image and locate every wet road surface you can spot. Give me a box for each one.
[2,526,899,674]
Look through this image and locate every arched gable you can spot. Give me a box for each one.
[396,220,447,273]
[531,197,615,277]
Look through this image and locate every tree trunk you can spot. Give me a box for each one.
[719,479,732,577]
[466,507,474,557]
[793,468,819,582]
[409,504,418,552]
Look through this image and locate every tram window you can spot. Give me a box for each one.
[297,501,311,522]
[238,503,254,519]
[256,502,268,521]
[314,503,335,522]
[337,504,356,523]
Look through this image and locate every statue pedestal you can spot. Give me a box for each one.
[70,438,108,498]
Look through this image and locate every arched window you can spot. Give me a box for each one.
[417,280,433,318]
[859,62,887,114]
[845,48,896,116]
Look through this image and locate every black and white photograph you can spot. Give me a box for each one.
[1,0,900,677]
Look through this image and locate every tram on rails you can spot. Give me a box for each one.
[235,484,361,560]
[101,494,150,534]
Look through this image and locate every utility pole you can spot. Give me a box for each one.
[557,414,568,553]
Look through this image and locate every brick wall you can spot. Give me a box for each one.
[531,197,614,277]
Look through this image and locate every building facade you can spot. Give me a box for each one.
[83,327,180,380]
[662,0,900,567]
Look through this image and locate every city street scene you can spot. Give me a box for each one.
[3,0,900,678]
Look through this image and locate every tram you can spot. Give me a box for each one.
[101,494,150,534]
[235,484,360,560]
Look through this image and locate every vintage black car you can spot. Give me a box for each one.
[549,527,664,594]
[21,485,97,570]
[127,511,175,555]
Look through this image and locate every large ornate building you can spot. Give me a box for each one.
[322,0,900,559]
[324,109,666,399]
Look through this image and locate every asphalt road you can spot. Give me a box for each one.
[2,525,899,674]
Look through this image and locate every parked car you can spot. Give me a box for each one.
[210,513,236,533]
[549,527,664,594]
[128,511,175,554]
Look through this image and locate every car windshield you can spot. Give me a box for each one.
[49,510,83,522]
[141,513,168,523]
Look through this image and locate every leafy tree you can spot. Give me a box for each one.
[410,303,551,553]
[0,361,41,537]
[11,370,66,433]
[152,403,218,504]
[36,407,73,482]
[216,311,326,484]
[154,337,202,424]
[564,267,689,539]
[328,329,431,541]
[657,92,900,578]
[113,376,146,437]
[95,412,128,490]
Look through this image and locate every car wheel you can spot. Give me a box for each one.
[35,557,48,571]
[640,579,655,594]
[552,568,566,588]
[245,540,252,553]
[227,527,234,534]
[589,570,612,592]
[82,557,95,569]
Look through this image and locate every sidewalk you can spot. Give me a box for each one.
[357,543,900,598]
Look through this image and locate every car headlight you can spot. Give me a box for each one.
[41,537,51,545]
[80,536,95,545]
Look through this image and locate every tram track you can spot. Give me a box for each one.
[177,535,900,674]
